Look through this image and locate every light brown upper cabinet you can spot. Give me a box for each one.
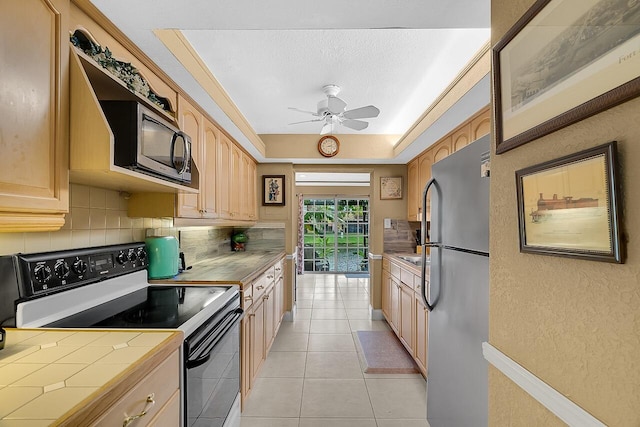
[471,108,491,141]
[407,159,420,221]
[0,0,70,232]
[217,134,233,219]
[177,95,204,218]
[432,136,452,164]
[452,125,471,153]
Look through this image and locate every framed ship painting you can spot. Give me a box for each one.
[262,175,285,206]
[515,141,623,263]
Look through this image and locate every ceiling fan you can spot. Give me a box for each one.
[288,85,380,135]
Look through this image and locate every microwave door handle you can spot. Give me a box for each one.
[170,132,190,175]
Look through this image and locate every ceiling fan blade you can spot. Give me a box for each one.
[288,107,319,116]
[327,96,347,114]
[341,119,369,131]
[342,105,380,120]
[320,122,333,135]
[288,119,324,125]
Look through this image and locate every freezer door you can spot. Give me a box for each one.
[430,135,490,253]
[427,247,489,427]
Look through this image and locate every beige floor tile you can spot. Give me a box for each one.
[305,352,362,379]
[295,300,313,309]
[300,379,373,418]
[310,294,340,301]
[240,417,300,427]
[292,309,312,320]
[307,334,356,352]
[310,309,348,320]
[339,293,370,301]
[346,309,371,320]
[348,319,391,332]
[298,419,376,427]
[270,333,309,352]
[242,378,303,417]
[365,378,427,419]
[278,320,311,334]
[342,300,370,309]
[309,319,351,334]
[376,419,430,427]
[259,352,307,378]
[311,300,344,309]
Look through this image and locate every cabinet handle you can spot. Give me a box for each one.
[256,285,264,290]
[267,275,274,279]
[122,393,155,427]
[263,295,270,300]
[244,295,253,301]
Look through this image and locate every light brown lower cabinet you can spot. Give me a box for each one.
[382,256,428,377]
[91,349,180,426]
[240,257,286,408]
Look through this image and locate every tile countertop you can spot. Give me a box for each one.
[150,250,286,286]
[0,328,182,426]
[384,252,430,276]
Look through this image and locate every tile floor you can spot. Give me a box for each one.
[240,273,429,427]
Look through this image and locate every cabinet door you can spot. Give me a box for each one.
[414,292,428,374]
[432,136,452,164]
[471,108,491,141]
[390,277,400,334]
[381,268,391,320]
[217,134,233,219]
[230,144,243,218]
[201,119,218,218]
[451,124,471,153]
[0,0,69,231]
[399,282,414,353]
[418,152,433,222]
[240,154,253,220]
[407,159,419,221]
[264,285,276,353]
[251,299,265,379]
[246,156,257,220]
[274,275,284,330]
[241,316,252,402]
[177,96,203,218]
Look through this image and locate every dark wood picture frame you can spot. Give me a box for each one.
[493,0,640,154]
[262,175,285,206]
[515,141,623,263]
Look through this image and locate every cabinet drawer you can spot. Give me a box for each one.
[148,389,180,427]
[263,266,276,283]
[390,263,401,280]
[92,350,179,426]
[242,285,254,309]
[253,275,268,301]
[273,260,284,280]
[400,268,415,290]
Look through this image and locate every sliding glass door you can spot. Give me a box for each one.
[302,198,369,273]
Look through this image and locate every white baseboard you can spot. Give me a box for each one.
[482,342,606,427]
[370,307,384,320]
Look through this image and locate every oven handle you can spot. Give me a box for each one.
[186,308,243,369]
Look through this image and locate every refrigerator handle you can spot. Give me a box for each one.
[421,177,440,311]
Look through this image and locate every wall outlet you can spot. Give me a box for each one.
[384,218,392,229]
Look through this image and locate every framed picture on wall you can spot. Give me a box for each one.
[262,175,285,206]
[515,141,623,263]
[493,0,640,154]
[380,176,402,200]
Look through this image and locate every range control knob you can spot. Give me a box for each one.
[34,264,52,284]
[54,260,70,279]
[128,250,138,263]
[136,248,147,263]
[72,259,87,275]
[116,251,128,265]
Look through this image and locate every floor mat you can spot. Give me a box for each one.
[355,330,420,374]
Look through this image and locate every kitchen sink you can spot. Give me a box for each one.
[398,255,428,265]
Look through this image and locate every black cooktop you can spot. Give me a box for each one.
[46,285,231,329]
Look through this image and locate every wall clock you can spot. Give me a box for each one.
[318,135,340,158]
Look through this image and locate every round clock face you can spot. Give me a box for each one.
[318,136,340,157]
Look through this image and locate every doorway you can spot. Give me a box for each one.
[302,197,369,273]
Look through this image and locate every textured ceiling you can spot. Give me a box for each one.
[89,0,490,160]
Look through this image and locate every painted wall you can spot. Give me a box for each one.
[261,134,400,160]
[490,1,640,425]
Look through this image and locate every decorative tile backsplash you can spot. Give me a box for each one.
[383,219,420,254]
[0,184,174,256]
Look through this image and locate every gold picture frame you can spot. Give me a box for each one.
[515,141,623,263]
[380,177,402,200]
[493,0,640,154]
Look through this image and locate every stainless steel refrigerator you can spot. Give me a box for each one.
[420,134,490,427]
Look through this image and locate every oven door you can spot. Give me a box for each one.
[184,304,243,427]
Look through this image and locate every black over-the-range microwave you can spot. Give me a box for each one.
[101,101,192,184]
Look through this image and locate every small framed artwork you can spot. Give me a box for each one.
[493,0,640,154]
[262,175,285,206]
[380,177,402,200]
[515,141,623,263]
